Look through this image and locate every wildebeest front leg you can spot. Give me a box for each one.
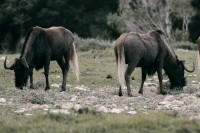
[44,62,50,91]
[125,63,136,97]
[138,68,146,94]
[157,68,167,95]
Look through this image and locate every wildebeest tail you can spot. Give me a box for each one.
[70,43,79,81]
[115,45,125,88]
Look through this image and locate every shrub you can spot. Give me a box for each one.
[74,34,113,51]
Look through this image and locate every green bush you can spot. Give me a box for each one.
[174,29,190,42]
[171,41,197,50]
[74,34,113,51]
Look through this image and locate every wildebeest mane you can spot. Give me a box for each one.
[20,27,33,59]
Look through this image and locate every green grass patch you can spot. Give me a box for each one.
[0,109,199,133]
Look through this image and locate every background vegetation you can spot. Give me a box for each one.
[0,0,200,53]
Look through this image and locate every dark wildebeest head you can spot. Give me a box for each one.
[4,57,30,89]
[165,59,194,89]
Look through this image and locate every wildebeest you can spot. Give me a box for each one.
[114,30,195,97]
[4,26,79,91]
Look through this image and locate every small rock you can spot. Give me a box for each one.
[74,104,81,111]
[62,103,73,109]
[54,104,62,109]
[106,75,112,79]
[77,107,89,114]
[164,95,174,101]
[131,77,135,80]
[51,83,60,88]
[171,100,184,107]
[97,106,109,113]
[0,98,6,103]
[191,81,198,84]
[14,108,27,113]
[40,104,49,109]
[0,56,5,61]
[111,108,124,114]
[70,95,77,102]
[50,109,70,115]
[24,113,33,117]
[158,101,171,105]
[196,92,200,97]
[56,76,60,79]
[75,86,86,91]
[127,111,137,115]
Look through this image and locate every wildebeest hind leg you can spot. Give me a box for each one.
[44,62,50,91]
[57,58,69,92]
[138,68,146,94]
[125,63,136,97]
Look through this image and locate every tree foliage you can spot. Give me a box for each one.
[0,0,118,52]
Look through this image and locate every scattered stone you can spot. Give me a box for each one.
[54,104,62,109]
[51,83,60,88]
[56,76,60,79]
[97,106,109,113]
[14,108,27,113]
[73,104,82,111]
[50,109,70,115]
[75,86,87,91]
[106,75,112,79]
[66,84,72,87]
[0,56,5,61]
[164,95,174,101]
[191,81,199,84]
[77,107,89,114]
[111,108,124,114]
[131,77,135,80]
[158,101,171,105]
[70,95,77,102]
[188,74,197,77]
[127,111,137,115]
[171,100,184,107]
[62,103,73,109]
[196,92,200,98]
[24,113,33,117]
[0,98,6,103]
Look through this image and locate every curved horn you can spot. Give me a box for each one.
[21,57,29,69]
[183,61,195,73]
[4,57,15,70]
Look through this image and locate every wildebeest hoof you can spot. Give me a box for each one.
[60,88,66,92]
[30,85,34,89]
[119,92,123,97]
[161,91,167,95]
[128,93,133,97]
[45,87,50,91]
[138,90,143,94]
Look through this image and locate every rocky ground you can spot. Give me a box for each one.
[0,79,200,120]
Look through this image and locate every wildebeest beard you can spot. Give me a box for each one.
[165,71,186,89]
[14,66,30,89]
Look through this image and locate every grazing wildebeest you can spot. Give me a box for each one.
[114,30,195,97]
[4,26,79,91]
